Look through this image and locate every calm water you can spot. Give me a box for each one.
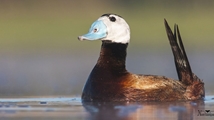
[0,96,214,120]
[0,51,213,96]
[0,42,213,120]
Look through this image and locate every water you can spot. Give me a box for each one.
[0,50,213,96]
[0,50,213,120]
[0,42,213,120]
[0,96,214,120]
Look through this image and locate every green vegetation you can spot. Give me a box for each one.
[0,0,213,52]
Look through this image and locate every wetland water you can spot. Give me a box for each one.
[0,96,214,120]
[0,52,214,120]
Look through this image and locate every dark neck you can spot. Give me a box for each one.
[95,41,128,73]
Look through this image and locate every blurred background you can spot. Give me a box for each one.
[0,0,213,97]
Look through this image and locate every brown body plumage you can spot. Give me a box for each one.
[80,16,204,102]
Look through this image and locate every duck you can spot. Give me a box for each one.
[78,13,204,102]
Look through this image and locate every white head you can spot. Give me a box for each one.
[78,14,130,44]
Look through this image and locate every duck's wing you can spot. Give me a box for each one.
[164,19,193,85]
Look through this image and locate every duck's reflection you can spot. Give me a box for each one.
[82,100,204,120]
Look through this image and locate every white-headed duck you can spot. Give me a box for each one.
[78,13,204,102]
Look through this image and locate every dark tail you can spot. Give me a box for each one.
[164,19,193,85]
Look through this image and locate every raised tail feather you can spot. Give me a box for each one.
[164,19,193,85]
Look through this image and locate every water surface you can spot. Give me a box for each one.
[0,96,214,120]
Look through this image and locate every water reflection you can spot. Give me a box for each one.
[83,100,204,120]
[0,97,214,120]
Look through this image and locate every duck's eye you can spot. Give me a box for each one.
[109,16,116,22]
[94,28,98,32]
